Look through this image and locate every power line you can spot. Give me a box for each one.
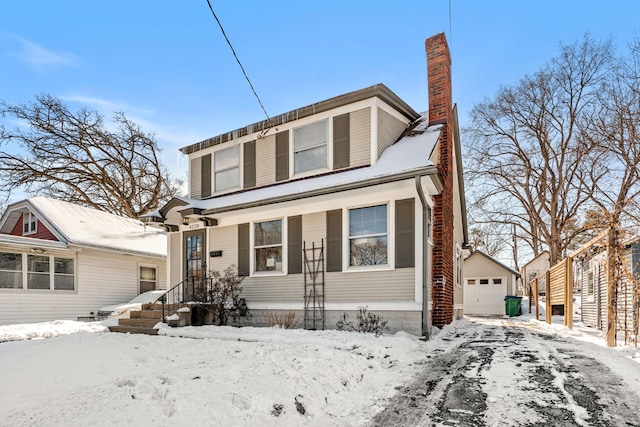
[205,0,270,121]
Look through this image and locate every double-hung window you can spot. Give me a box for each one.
[348,204,388,266]
[254,220,283,272]
[293,120,328,174]
[0,252,22,288]
[54,258,75,290]
[139,266,157,293]
[214,146,240,192]
[586,269,595,301]
[23,212,37,235]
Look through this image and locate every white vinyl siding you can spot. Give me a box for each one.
[0,248,167,325]
[207,225,238,273]
[377,107,407,159]
[169,232,181,287]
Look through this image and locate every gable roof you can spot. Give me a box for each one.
[520,250,550,270]
[166,114,442,216]
[0,197,166,258]
[465,250,521,278]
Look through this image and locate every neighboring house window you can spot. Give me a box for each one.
[586,269,594,301]
[54,258,75,290]
[255,219,283,272]
[214,146,240,192]
[293,120,328,174]
[27,254,50,289]
[466,279,476,285]
[23,212,37,235]
[348,204,388,266]
[0,253,75,291]
[139,266,157,293]
[0,252,22,289]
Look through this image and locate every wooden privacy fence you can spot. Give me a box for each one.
[527,257,573,329]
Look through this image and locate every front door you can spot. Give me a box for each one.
[184,230,206,301]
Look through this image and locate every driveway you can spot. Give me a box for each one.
[370,317,640,426]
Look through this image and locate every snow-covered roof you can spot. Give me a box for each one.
[176,114,441,214]
[0,197,166,258]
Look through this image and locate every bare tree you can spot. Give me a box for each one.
[464,35,615,265]
[0,94,183,218]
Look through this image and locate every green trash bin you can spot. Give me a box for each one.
[504,295,523,317]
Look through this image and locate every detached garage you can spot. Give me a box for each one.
[463,251,520,316]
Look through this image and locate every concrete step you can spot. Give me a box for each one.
[141,302,182,311]
[119,318,162,328]
[109,325,159,335]
[130,310,164,319]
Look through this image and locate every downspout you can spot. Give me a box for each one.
[415,174,430,340]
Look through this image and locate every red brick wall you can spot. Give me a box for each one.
[426,33,454,328]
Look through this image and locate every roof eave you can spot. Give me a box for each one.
[201,165,440,216]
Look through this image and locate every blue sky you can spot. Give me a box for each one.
[2,0,640,187]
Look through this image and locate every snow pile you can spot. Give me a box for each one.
[0,320,108,343]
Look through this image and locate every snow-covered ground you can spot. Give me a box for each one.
[1,298,638,426]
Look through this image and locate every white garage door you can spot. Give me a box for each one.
[464,277,507,315]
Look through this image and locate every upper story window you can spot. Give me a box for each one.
[254,219,283,272]
[348,204,388,266]
[293,120,328,174]
[214,146,240,192]
[23,212,37,235]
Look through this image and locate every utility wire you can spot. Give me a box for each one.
[205,0,270,120]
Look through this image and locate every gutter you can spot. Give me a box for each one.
[415,174,431,340]
[201,166,442,216]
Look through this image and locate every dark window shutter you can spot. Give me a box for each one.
[276,131,289,182]
[326,209,342,272]
[333,113,350,169]
[201,154,211,198]
[243,140,256,188]
[238,223,250,276]
[288,215,302,274]
[395,198,415,268]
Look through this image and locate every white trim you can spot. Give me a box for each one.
[22,212,37,236]
[370,105,379,165]
[213,144,242,194]
[342,202,393,271]
[137,262,159,293]
[250,216,287,276]
[290,118,332,179]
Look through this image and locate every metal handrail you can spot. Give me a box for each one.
[154,277,215,323]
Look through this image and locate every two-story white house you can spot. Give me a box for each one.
[152,33,467,336]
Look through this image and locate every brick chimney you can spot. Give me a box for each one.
[426,33,454,328]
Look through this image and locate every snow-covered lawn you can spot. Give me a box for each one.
[1,299,638,426]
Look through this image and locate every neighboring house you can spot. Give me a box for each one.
[0,197,167,325]
[574,237,639,338]
[520,251,550,295]
[150,33,467,336]
[463,251,520,316]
